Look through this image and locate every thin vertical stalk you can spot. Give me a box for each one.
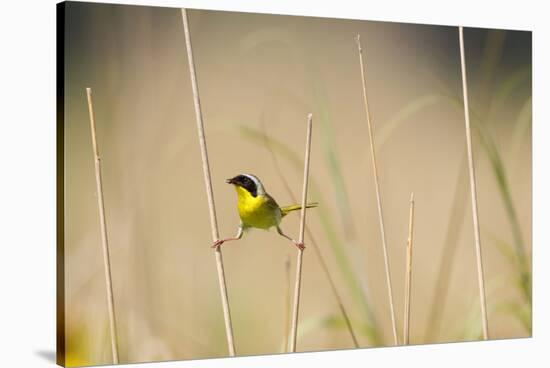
[259,120,360,348]
[85,87,119,364]
[181,8,236,355]
[356,34,399,345]
[403,193,415,345]
[289,113,314,352]
[458,26,489,340]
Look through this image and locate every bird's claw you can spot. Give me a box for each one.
[212,239,225,249]
[294,242,305,251]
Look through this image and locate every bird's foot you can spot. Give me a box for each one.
[211,239,225,249]
[294,241,305,251]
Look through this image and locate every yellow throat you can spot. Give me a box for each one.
[234,185,280,229]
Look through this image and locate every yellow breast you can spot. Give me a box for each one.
[235,186,280,229]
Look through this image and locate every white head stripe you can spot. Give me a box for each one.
[242,173,265,195]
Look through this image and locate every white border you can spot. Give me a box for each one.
[0,0,547,367]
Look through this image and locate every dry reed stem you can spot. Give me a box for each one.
[403,193,415,345]
[260,120,360,348]
[181,8,236,355]
[85,87,119,364]
[356,34,399,345]
[289,113,313,352]
[458,26,489,340]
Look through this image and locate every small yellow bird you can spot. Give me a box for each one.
[212,173,317,250]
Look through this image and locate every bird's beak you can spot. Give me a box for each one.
[226,178,234,184]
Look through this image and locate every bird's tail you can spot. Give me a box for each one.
[280,202,318,217]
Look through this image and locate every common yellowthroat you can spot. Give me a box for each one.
[212,173,318,250]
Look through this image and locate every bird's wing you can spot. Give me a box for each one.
[264,193,281,213]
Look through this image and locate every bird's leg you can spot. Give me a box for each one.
[212,224,244,249]
[276,226,305,250]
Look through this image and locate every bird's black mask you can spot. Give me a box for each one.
[226,175,258,197]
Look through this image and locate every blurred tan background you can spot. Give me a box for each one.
[62,2,532,366]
